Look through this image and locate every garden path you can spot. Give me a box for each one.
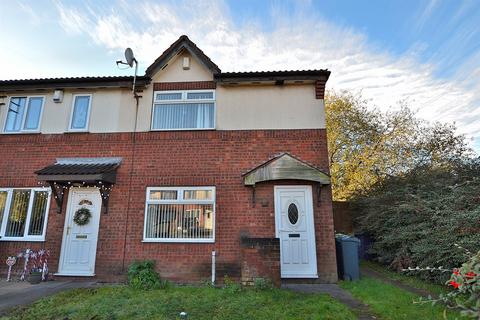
[0,279,96,315]
[360,265,437,298]
[283,283,377,320]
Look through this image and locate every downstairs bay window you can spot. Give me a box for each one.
[143,187,215,242]
[151,90,215,130]
[0,188,51,241]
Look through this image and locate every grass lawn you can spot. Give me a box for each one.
[340,276,465,320]
[1,285,356,320]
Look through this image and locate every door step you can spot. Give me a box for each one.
[281,278,327,285]
[54,273,95,277]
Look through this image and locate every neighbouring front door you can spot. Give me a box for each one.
[274,186,318,278]
[57,188,101,276]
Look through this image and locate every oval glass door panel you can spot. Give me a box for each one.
[288,203,299,225]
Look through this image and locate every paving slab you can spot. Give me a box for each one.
[283,283,377,320]
[0,279,97,316]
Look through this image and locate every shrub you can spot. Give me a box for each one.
[223,275,241,293]
[201,279,215,288]
[127,260,161,290]
[442,250,480,318]
[354,160,480,283]
[253,278,273,290]
[414,250,480,318]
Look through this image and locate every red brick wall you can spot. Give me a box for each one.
[0,129,337,283]
[315,80,326,99]
[240,237,281,287]
[332,201,354,234]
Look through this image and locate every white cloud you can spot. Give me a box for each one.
[55,2,92,35]
[20,1,480,148]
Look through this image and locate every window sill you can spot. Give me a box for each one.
[150,128,216,132]
[0,238,46,242]
[142,239,215,243]
[1,131,41,135]
[64,130,90,134]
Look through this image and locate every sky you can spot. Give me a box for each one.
[1,0,480,150]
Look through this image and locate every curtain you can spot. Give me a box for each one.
[5,190,30,237]
[153,103,214,129]
[146,204,213,239]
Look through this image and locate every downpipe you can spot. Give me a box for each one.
[211,250,216,285]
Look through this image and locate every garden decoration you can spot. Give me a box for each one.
[73,207,92,226]
[38,249,50,281]
[29,249,50,283]
[17,249,31,281]
[16,249,50,283]
[6,256,16,281]
[28,250,42,284]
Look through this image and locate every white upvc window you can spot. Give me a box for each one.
[3,96,45,133]
[151,90,215,130]
[0,188,51,241]
[68,94,92,131]
[143,186,215,243]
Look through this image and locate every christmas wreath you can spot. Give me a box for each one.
[73,208,92,226]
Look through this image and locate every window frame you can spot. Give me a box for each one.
[2,95,45,133]
[143,186,216,243]
[151,89,216,131]
[0,187,51,242]
[68,94,92,132]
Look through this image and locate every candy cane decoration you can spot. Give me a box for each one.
[42,259,48,281]
[20,249,31,281]
[39,249,49,281]
[6,257,16,281]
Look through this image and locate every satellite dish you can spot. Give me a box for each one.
[116,47,139,98]
[125,48,135,67]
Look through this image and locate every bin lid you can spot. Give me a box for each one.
[335,235,360,243]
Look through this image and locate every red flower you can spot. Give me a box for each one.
[465,272,477,280]
[449,280,460,289]
[452,269,460,276]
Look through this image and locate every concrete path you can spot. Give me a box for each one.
[283,283,377,320]
[0,280,96,316]
[360,265,437,298]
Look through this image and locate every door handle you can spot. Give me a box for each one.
[67,226,71,235]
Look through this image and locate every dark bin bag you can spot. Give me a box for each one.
[335,235,360,281]
[355,233,374,260]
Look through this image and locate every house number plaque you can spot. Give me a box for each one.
[6,257,16,282]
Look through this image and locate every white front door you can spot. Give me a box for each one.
[58,188,101,276]
[274,186,318,278]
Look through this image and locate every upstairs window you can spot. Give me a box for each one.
[144,187,215,242]
[152,90,215,130]
[69,95,92,131]
[0,188,51,241]
[4,96,44,133]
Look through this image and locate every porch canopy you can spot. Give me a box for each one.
[243,153,330,205]
[35,157,122,213]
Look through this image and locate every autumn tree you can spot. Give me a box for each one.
[325,91,471,200]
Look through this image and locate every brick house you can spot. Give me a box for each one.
[0,36,336,285]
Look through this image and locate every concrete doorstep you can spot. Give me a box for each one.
[0,279,97,316]
[283,283,377,320]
